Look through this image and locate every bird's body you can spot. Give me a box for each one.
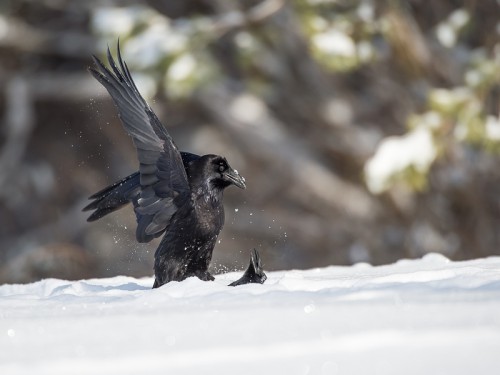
[83,43,265,288]
[152,155,227,286]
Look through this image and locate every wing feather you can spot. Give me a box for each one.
[90,41,190,242]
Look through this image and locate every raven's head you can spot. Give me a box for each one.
[190,154,246,191]
[210,155,246,190]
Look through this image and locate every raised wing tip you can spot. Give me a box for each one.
[106,45,113,63]
[250,248,259,268]
[228,248,267,286]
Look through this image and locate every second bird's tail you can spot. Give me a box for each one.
[83,171,140,222]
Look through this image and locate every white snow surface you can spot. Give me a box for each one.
[2,253,500,375]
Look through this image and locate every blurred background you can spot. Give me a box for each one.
[0,0,499,284]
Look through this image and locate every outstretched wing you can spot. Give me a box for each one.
[90,42,189,243]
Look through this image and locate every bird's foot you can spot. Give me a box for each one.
[229,248,267,286]
[152,278,162,289]
[152,268,215,288]
[194,270,215,281]
[152,272,214,288]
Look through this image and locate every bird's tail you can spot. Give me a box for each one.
[83,171,140,222]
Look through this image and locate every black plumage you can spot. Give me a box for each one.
[83,43,266,288]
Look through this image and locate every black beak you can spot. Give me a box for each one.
[224,168,246,189]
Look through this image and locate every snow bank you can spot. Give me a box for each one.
[364,127,437,193]
[2,254,500,375]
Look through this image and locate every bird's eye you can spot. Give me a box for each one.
[218,164,225,172]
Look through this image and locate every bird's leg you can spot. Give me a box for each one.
[152,278,161,289]
[229,248,267,286]
[193,270,215,281]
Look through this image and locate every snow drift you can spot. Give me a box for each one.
[1,253,500,375]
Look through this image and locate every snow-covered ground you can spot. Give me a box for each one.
[1,253,500,375]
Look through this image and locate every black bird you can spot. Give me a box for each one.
[83,43,266,288]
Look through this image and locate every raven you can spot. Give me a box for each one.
[83,43,266,288]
